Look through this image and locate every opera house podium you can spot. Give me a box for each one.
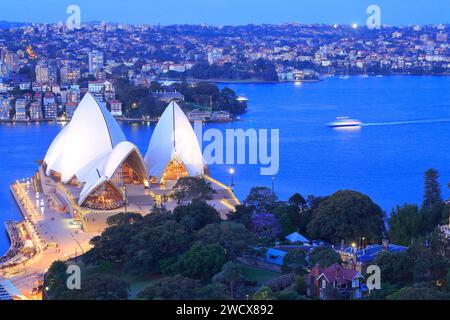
[37,94,238,233]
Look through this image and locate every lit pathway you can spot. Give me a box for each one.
[2,178,98,298]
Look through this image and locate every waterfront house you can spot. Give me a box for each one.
[108,99,123,117]
[14,99,27,121]
[308,263,364,300]
[29,101,43,120]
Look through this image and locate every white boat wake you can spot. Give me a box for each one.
[362,118,450,127]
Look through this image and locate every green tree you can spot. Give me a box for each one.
[387,286,450,300]
[243,187,277,213]
[374,251,413,287]
[196,222,256,258]
[228,204,253,229]
[86,213,192,274]
[388,204,423,246]
[171,177,216,203]
[295,275,308,295]
[44,261,69,299]
[289,193,307,209]
[73,274,130,300]
[137,275,200,300]
[365,283,398,300]
[176,244,227,281]
[307,190,385,243]
[212,262,242,300]
[407,231,450,284]
[45,264,130,301]
[174,199,221,231]
[282,250,307,274]
[422,168,442,211]
[106,212,143,227]
[421,169,444,231]
[198,283,230,300]
[309,247,341,268]
[274,290,303,300]
[253,286,273,300]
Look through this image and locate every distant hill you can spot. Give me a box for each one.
[0,21,28,29]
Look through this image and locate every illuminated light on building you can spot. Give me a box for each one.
[88,50,104,74]
[144,101,205,182]
[77,141,149,208]
[14,99,27,121]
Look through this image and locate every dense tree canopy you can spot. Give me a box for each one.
[388,204,423,246]
[85,210,193,274]
[282,250,307,274]
[162,244,227,281]
[251,212,281,241]
[421,169,446,232]
[138,275,201,300]
[422,168,442,211]
[212,262,243,300]
[306,190,386,243]
[387,286,450,300]
[116,79,246,118]
[171,177,216,204]
[183,59,278,82]
[173,199,221,232]
[243,187,277,214]
[196,222,256,258]
[308,246,341,268]
[44,261,130,300]
[374,251,413,287]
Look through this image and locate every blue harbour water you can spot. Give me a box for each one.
[1,76,450,255]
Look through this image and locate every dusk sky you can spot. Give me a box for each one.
[2,0,449,25]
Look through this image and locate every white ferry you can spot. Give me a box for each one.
[328,117,363,128]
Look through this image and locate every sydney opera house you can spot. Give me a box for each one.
[37,93,237,232]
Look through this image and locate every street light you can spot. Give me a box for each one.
[229,168,235,188]
[123,184,127,214]
[271,176,275,195]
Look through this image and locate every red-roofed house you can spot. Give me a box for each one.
[308,263,364,300]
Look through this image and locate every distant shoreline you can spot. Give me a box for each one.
[157,78,321,84]
[0,117,237,124]
[157,74,450,84]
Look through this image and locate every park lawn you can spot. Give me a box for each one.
[236,263,280,284]
[124,273,164,298]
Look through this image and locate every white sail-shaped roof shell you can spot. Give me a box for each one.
[44,93,126,183]
[145,101,205,181]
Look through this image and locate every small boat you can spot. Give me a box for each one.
[328,117,362,128]
[339,75,350,80]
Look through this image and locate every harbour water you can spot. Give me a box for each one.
[1,75,450,255]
